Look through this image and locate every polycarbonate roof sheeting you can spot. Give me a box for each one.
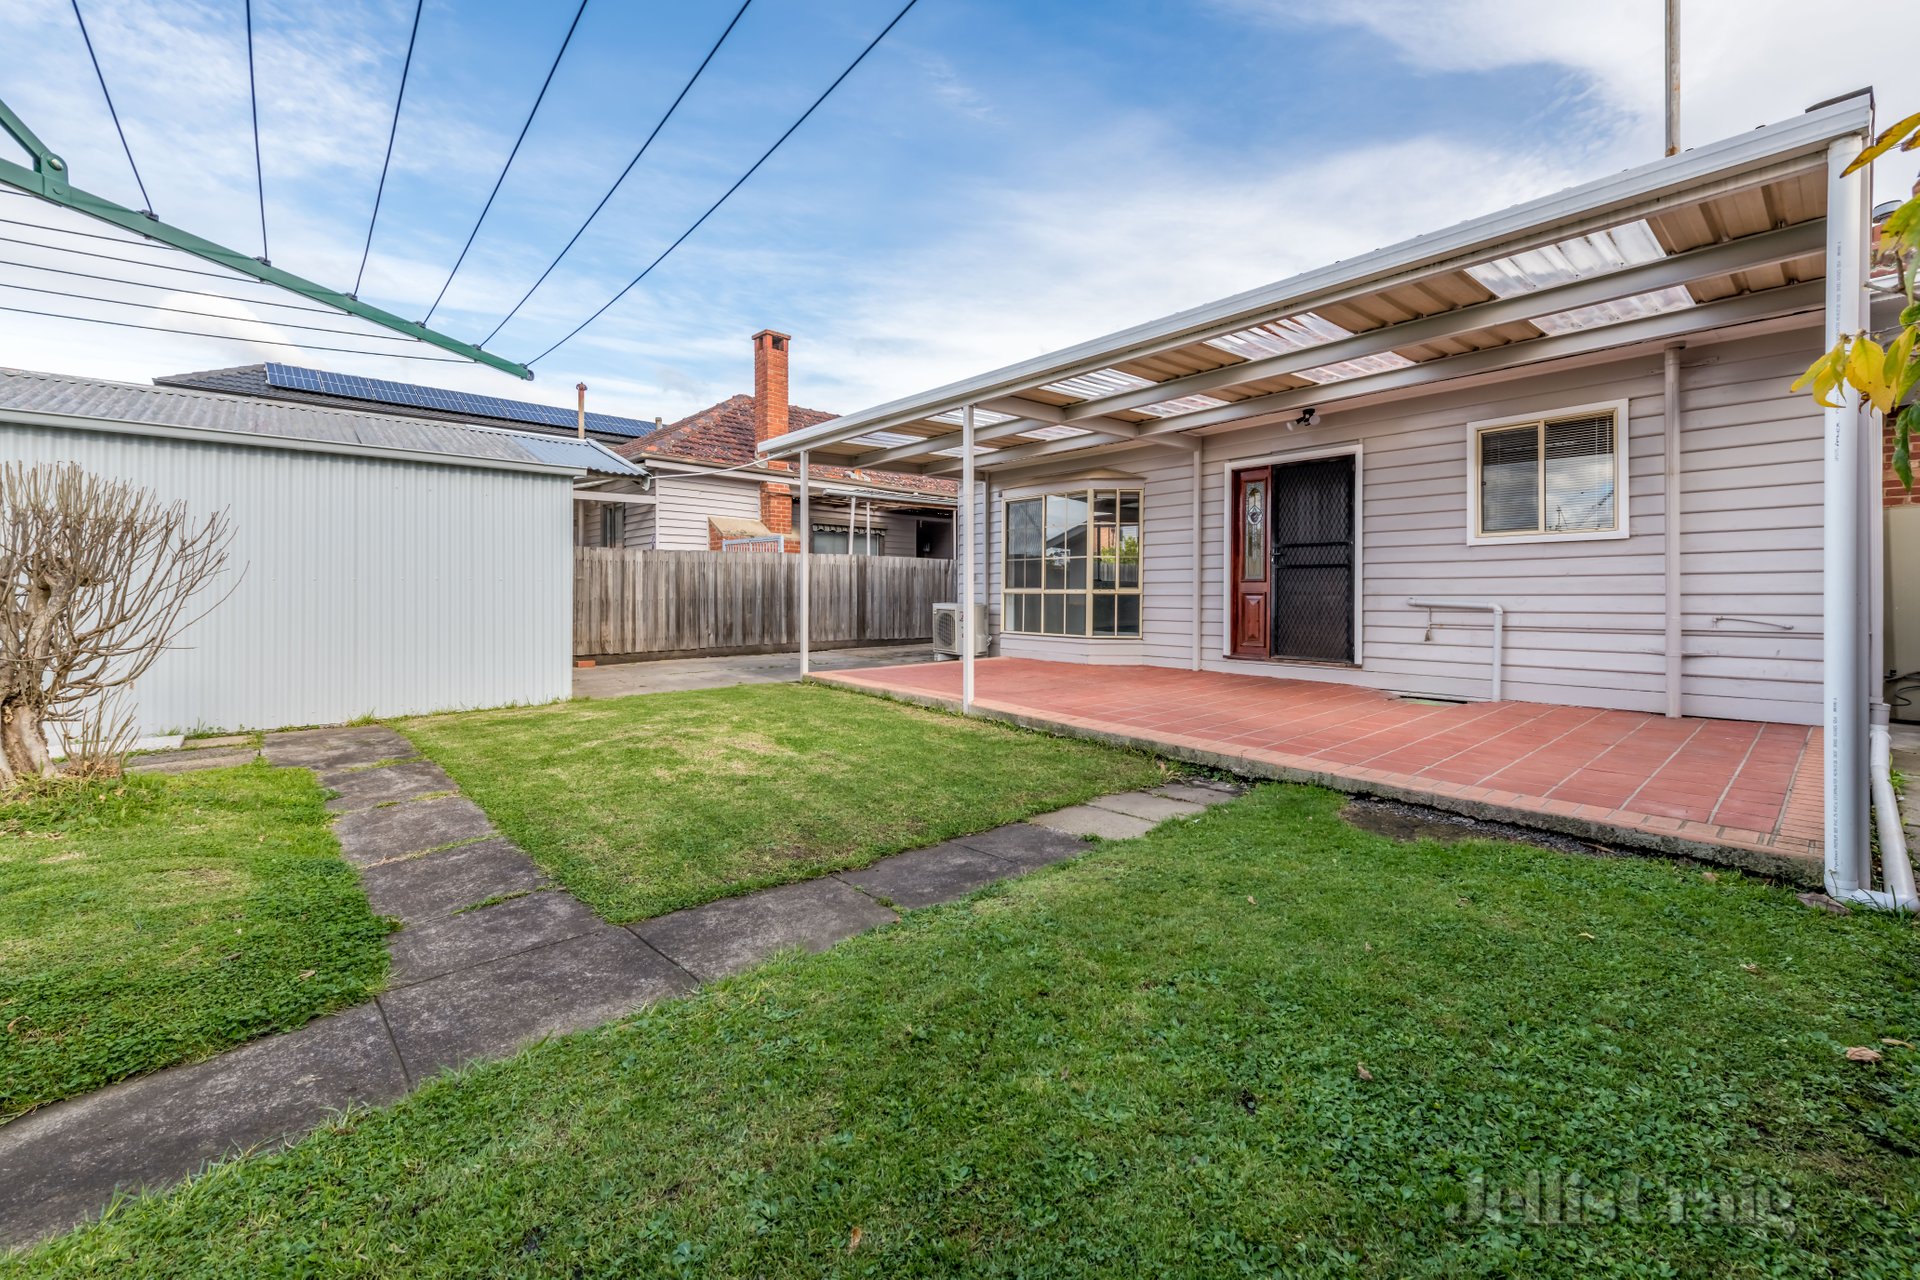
[0,368,644,476]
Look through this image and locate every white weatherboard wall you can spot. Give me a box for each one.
[971,325,1824,724]
[3,421,574,735]
[651,470,765,549]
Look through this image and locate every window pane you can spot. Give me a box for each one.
[1009,499,1043,557]
[1045,548,1068,590]
[1117,594,1140,637]
[1479,425,1540,534]
[1118,526,1140,588]
[1241,478,1266,581]
[1094,492,1118,522]
[1093,526,1118,588]
[812,527,849,554]
[1064,594,1087,637]
[1543,412,1616,532]
[1061,493,1089,557]
[1066,556,1087,590]
[1043,594,1065,635]
[1119,492,1140,525]
[1093,594,1115,635]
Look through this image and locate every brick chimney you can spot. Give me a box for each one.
[752,329,791,447]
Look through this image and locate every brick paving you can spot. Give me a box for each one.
[818,659,1826,881]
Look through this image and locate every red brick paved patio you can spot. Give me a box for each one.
[818,658,1825,883]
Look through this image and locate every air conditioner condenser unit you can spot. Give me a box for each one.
[932,602,991,658]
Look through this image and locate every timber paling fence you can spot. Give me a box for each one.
[574,548,955,659]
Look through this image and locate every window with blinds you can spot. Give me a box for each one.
[1003,488,1142,636]
[1471,404,1624,540]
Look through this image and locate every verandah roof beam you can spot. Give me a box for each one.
[853,409,1143,469]
[0,96,533,380]
[923,281,1822,474]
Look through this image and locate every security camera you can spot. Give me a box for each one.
[1292,407,1321,430]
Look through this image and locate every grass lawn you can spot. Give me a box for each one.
[0,764,390,1120]
[394,682,1163,921]
[20,783,1920,1277]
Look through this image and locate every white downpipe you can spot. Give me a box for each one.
[1867,721,1920,911]
[1822,133,1871,901]
[1408,598,1504,701]
[1663,345,1685,717]
[798,449,811,678]
[961,405,976,715]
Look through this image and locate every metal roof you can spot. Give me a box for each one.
[760,93,1870,476]
[0,368,645,476]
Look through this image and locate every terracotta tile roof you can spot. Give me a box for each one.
[616,394,956,499]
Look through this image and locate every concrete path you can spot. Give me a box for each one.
[0,732,1239,1245]
[573,642,938,699]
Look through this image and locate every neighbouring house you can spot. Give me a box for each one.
[760,92,1899,904]
[155,361,660,547]
[0,367,641,733]
[613,330,958,554]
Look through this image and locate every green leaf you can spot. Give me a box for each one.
[1843,111,1920,175]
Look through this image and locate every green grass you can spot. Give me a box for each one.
[0,764,390,1120]
[394,682,1164,921]
[20,784,1920,1277]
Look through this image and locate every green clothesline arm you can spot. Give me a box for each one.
[0,96,532,380]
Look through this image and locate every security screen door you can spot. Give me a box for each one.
[1268,455,1355,663]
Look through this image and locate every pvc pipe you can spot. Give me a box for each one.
[1822,134,1870,898]
[1868,719,1920,910]
[1408,598,1505,701]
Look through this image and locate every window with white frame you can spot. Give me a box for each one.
[1468,401,1629,543]
[1003,488,1142,636]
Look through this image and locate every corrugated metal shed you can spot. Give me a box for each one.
[0,368,645,477]
[2,370,580,734]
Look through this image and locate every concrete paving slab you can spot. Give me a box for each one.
[332,795,495,866]
[323,760,459,813]
[379,929,692,1080]
[632,878,897,981]
[357,838,548,921]
[949,822,1090,870]
[262,726,416,770]
[1088,791,1207,823]
[386,891,603,987]
[127,748,259,775]
[184,734,255,750]
[1027,804,1157,841]
[1151,782,1243,807]
[0,1004,406,1245]
[573,643,937,699]
[837,842,1020,909]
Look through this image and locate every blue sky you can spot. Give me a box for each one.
[2,0,1916,424]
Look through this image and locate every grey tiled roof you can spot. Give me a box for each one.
[0,368,644,477]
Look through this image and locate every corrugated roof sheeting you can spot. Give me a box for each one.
[0,369,643,476]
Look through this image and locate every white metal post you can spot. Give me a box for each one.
[848,493,858,554]
[798,449,811,678]
[1822,135,1870,895]
[1663,345,1684,716]
[961,404,976,715]
[1191,447,1204,670]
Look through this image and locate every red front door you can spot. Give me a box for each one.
[1231,466,1270,657]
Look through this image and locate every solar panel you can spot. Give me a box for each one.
[263,363,658,438]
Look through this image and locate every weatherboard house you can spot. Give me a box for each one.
[758,94,1907,911]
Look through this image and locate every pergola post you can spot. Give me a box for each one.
[798,448,811,678]
[961,404,976,715]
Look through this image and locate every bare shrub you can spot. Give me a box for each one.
[0,462,233,790]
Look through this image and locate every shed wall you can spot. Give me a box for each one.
[2,421,574,734]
